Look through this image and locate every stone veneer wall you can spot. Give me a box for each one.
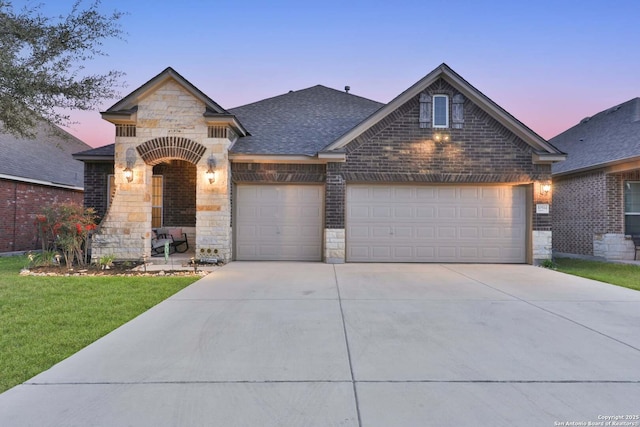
[91,79,233,262]
[326,78,553,263]
[593,233,636,260]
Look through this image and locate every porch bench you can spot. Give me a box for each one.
[154,227,189,254]
[168,228,189,253]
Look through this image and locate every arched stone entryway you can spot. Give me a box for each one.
[91,135,231,262]
[136,137,207,165]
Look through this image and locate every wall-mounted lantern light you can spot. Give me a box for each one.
[540,182,551,195]
[123,167,134,182]
[433,131,451,142]
[206,155,216,184]
[124,148,136,183]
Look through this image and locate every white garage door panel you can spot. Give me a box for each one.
[346,185,526,263]
[235,185,323,261]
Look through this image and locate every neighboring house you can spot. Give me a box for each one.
[0,123,90,253]
[74,64,565,264]
[551,97,640,260]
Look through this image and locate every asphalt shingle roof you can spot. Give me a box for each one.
[0,122,91,187]
[551,97,640,175]
[73,143,115,159]
[229,85,384,156]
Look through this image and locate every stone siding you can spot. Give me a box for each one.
[324,228,345,264]
[593,233,636,260]
[0,178,83,252]
[532,230,552,262]
[91,79,233,262]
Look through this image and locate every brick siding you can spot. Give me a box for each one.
[231,163,325,183]
[327,78,552,229]
[153,160,197,227]
[609,170,640,234]
[84,162,114,221]
[0,178,83,252]
[553,169,640,256]
[553,171,608,255]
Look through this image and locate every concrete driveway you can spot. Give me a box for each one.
[1,263,639,426]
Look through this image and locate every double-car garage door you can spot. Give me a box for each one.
[346,185,526,263]
[235,184,527,263]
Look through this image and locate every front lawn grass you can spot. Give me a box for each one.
[554,257,640,291]
[0,256,199,394]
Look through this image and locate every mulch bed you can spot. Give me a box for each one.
[21,261,210,277]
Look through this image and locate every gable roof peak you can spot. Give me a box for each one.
[324,63,564,158]
[104,66,228,115]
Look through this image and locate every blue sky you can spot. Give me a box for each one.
[30,0,640,147]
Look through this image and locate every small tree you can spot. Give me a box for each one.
[35,203,97,269]
[0,0,125,138]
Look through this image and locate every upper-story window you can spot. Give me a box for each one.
[433,95,449,128]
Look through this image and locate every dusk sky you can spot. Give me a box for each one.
[37,0,640,147]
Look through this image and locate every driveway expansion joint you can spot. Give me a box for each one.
[441,265,640,354]
[333,264,363,427]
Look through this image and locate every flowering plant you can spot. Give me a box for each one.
[35,204,97,268]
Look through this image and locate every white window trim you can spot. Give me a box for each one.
[432,94,449,128]
[624,181,640,234]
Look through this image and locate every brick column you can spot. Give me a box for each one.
[325,162,345,263]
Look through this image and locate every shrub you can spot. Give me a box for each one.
[34,204,97,269]
[540,259,557,270]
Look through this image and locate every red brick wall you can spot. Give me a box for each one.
[0,178,84,252]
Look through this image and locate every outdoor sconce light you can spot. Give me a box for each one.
[206,155,216,184]
[433,131,451,142]
[124,148,136,183]
[123,167,133,183]
[540,182,551,195]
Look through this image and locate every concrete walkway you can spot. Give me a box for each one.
[1,263,639,426]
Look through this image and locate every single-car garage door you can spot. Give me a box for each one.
[235,185,323,261]
[346,185,527,263]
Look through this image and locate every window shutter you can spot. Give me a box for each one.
[419,93,432,128]
[452,94,465,129]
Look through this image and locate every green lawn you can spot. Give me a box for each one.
[554,257,640,291]
[0,256,199,393]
